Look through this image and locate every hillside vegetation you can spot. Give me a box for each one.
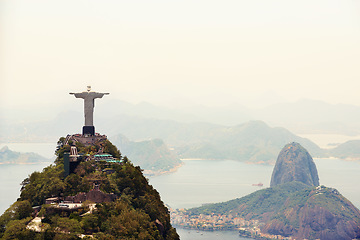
[0,138,179,240]
[187,182,360,239]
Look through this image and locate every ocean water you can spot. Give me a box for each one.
[1,143,360,240]
[314,157,360,208]
[148,158,360,210]
[176,229,250,240]
[0,162,53,214]
[148,159,272,209]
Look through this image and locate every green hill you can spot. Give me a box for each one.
[188,181,310,218]
[0,138,179,240]
[177,121,325,164]
[110,134,182,175]
[186,182,360,239]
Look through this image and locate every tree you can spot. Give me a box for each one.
[19,164,65,205]
[64,174,90,196]
[0,200,33,236]
[54,217,82,234]
[81,214,99,233]
[2,217,35,240]
[103,140,121,159]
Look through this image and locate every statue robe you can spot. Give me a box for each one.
[73,92,106,126]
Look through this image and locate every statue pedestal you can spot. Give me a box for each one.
[83,126,95,136]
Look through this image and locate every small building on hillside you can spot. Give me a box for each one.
[45,197,59,205]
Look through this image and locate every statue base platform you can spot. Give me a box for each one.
[83,126,95,136]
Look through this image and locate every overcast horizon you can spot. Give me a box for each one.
[2,0,360,112]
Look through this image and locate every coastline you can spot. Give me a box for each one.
[143,161,185,176]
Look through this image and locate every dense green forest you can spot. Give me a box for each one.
[0,138,179,239]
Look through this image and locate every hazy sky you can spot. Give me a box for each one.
[1,0,360,110]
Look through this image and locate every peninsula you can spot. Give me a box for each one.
[176,143,360,240]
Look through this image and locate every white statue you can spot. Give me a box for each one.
[70,86,109,126]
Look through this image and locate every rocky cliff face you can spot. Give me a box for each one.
[270,142,319,187]
[261,185,360,240]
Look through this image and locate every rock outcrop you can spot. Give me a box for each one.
[261,185,360,240]
[270,142,319,187]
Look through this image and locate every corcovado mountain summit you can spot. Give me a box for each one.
[0,87,179,239]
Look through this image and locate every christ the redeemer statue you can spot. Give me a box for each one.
[70,86,109,135]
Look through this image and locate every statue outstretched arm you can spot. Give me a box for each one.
[92,92,109,98]
[70,92,86,98]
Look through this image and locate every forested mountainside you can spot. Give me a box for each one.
[187,182,360,240]
[0,137,179,240]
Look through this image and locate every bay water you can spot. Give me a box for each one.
[147,158,360,210]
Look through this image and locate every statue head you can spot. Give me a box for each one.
[87,86,91,92]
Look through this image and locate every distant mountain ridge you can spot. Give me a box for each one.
[2,110,357,165]
[329,140,360,160]
[176,121,325,164]
[2,102,360,164]
[3,98,360,140]
[110,134,182,175]
[0,146,48,164]
[109,120,325,164]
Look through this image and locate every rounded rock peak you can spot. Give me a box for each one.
[270,142,320,187]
